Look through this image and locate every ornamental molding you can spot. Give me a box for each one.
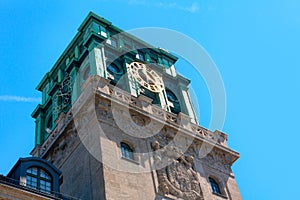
[48,123,79,168]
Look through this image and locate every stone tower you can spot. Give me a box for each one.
[31,12,241,200]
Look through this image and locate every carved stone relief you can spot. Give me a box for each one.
[152,141,204,200]
[47,123,79,167]
[201,150,232,174]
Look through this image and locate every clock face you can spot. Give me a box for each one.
[129,62,164,93]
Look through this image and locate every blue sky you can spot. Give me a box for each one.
[1,1,300,199]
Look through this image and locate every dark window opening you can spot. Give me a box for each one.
[46,115,52,130]
[107,63,124,86]
[209,177,222,195]
[121,142,134,160]
[107,63,121,74]
[166,89,181,114]
[142,88,160,105]
[138,51,144,61]
[79,44,85,54]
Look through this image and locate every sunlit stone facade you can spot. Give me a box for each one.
[30,12,241,200]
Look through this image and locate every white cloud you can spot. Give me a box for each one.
[155,2,199,13]
[127,0,146,5]
[182,2,199,13]
[122,0,199,13]
[0,95,41,103]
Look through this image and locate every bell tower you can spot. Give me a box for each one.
[31,12,241,200]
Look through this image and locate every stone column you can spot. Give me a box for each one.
[178,84,198,124]
[88,41,106,78]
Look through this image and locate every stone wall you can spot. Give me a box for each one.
[0,183,54,200]
[35,77,241,200]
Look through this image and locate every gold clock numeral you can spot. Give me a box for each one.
[129,61,164,93]
[150,85,159,91]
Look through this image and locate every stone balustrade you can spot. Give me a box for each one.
[37,76,228,157]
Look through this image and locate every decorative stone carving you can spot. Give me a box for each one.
[48,123,79,167]
[131,114,147,126]
[201,150,232,173]
[152,141,204,200]
[92,76,227,146]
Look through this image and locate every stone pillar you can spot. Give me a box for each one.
[88,41,106,78]
[164,65,177,77]
[178,84,198,124]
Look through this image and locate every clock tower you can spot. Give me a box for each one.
[31,12,241,200]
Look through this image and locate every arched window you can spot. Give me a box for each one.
[166,89,181,114]
[209,177,221,195]
[26,167,52,194]
[121,142,134,160]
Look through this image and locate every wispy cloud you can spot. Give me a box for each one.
[127,0,147,5]
[121,0,199,13]
[155,2,199,13]
[0,95,41,103]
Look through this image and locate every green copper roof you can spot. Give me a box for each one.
[36,11,179,92]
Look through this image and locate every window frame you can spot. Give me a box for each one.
[26,167,52,194]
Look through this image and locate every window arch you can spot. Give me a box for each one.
[209,177,222,195]
[26,167,52,194]
[120,142,134,160]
